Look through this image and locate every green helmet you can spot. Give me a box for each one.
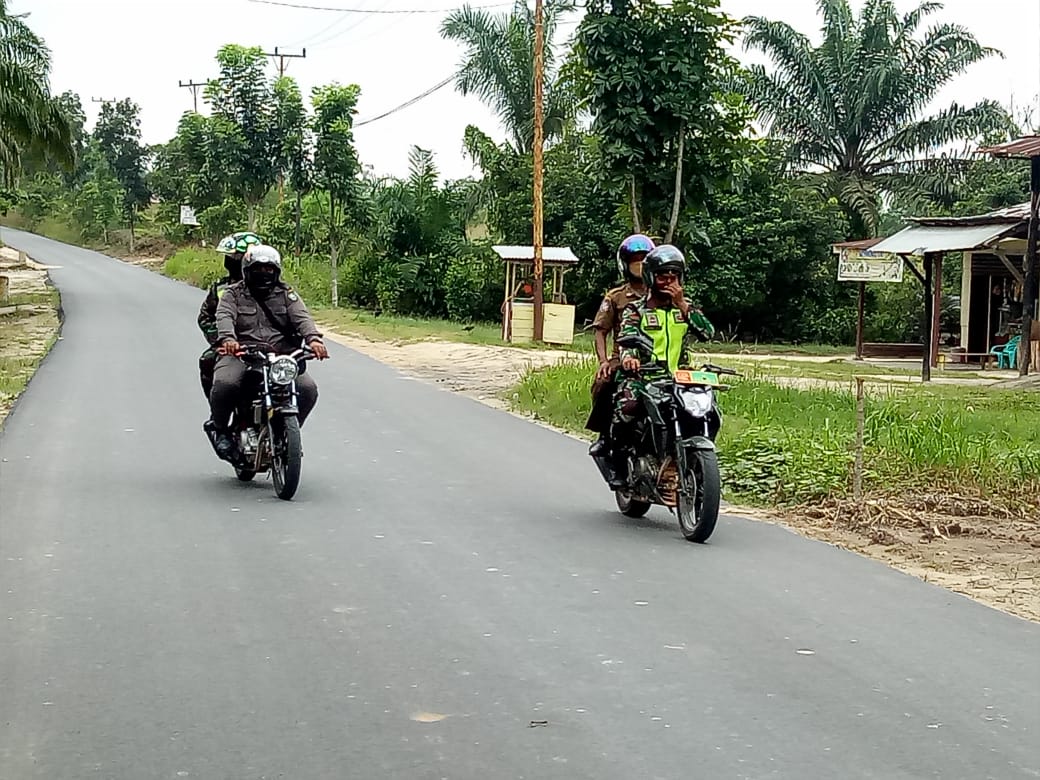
[215,231,263,256]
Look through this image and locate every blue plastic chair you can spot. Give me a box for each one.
[990,335,1020,369]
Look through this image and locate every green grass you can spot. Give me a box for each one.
[511,356,1040,507]
[0,291,62,420]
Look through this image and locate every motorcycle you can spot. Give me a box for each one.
[592,331,738,543]
[204,343,317,501]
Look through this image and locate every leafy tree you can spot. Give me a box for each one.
[93,99,151,251]
[575,0,751,242]
[311,82,365,307]
[274,76,312,256]
[739,0,1010,236]
[204,44,281,229]
[441,0,577,154]
[70,142,122,242]
[0,0,74,184]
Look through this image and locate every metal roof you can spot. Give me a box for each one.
[871,222,1021,255]
[830,237,883,252]
[977,135,1040,159]
[491,245,580,265]
[909,201,1031,227]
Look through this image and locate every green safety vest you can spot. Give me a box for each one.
[640,307,688,373]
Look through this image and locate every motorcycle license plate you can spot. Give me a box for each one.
[674,369,720,386]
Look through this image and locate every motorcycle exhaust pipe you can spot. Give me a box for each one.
[592,453,617,485]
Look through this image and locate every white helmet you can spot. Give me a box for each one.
[242,244,282,275]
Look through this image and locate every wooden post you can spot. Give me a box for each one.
[854,377,865,502]
[922,254,933,382]
[931,253,943,368]
[855,281,865,360]
[531,0,545,343]
[1020,155,1039,375]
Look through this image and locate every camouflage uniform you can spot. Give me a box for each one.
[197,276,237,398]
[613,297,715,428]
[585,281,644,435]
[210,281,324,429]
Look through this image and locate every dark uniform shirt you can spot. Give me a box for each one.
[215,281,323,355]
[593,282,644,358]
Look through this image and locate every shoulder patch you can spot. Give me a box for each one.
[288,291,298,302]
[598,299,610,312]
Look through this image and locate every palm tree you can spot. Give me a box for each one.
[739,0,1009,235]
[0,0,74,184]
[440,0,577,154]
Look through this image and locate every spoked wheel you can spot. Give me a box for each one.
[615,489,652,518]
[677,450,721,543]
[271,415,303,500]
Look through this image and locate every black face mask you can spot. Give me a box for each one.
[245,270,278,296]
[224,254,243,281]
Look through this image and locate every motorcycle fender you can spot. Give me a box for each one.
[271,406,298,418]
[684,435,716,451]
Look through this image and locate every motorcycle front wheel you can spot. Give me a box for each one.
[677,450,721,543]
[271,415,303,500]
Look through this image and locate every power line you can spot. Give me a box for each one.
[354,75,455,127]
[247,0,508,12]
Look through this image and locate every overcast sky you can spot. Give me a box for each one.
[19,0,1040,182]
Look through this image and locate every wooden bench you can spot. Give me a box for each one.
[942,351,996,369]
[861,342,924,359]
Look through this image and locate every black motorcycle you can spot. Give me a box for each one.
[592,332,738,543]
[205,344,317,500]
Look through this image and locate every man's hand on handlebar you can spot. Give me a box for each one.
[308,339,329,360]
[218,339,241,356]
[621,355,641,372]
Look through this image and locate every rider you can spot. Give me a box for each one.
[198,231,263,398]
[610,244,715,479]
[206,244,330,461]
[586,234,654,487]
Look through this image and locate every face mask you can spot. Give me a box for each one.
[224,254,243,280]
[246,269,278,295]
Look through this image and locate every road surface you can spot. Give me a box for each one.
[1,228,1038,779]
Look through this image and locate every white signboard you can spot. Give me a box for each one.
[179,205,200,226]
[838,248,903,282]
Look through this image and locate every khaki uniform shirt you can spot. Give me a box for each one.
[593,282,643,358]
[216,282,323,355]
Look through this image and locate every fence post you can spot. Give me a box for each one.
[854,376,865,501]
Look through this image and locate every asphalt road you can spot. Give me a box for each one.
[1,228,1038,780]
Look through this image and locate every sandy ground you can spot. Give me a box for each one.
[0,248,61,425]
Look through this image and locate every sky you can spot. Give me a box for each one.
[18,0,1040,183]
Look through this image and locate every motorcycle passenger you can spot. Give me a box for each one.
[198,231,263,398]
[207,244,329,461]
[586,233,655,488]
[611,244,715,478]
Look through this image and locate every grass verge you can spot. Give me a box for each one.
[511,356,1040,509]
[0,286,61,428]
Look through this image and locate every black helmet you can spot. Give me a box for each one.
[641,244,686,288]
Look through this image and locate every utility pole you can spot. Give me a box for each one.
[263,46,306,78]
[531,0,545,343]
[178,79,207,113]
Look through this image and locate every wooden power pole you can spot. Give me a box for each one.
[263,46,307,78]
[178,79,207,113]
[531,0,546,342]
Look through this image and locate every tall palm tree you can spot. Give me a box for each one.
[739,0,1009,235]
[0,0,74,184]
[440,0,577,154]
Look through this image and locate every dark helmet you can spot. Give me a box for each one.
[616,233,655,278]
[641,244,686,288]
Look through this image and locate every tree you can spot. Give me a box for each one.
[70,142,122,243]
[441,0,577,153]
[93,99,151,251]
[575,0,750,241]
[204,44,281,229]
[0,0,74,184]
[739,0,1010,236]
[311,83,365,307]
[273,76,312,256]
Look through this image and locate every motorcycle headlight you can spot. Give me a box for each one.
[681,388,713,417]
[269,355,299,385]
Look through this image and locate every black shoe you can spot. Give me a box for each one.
[589,436,609,457]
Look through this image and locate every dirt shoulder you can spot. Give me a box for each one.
[0,248,61,427]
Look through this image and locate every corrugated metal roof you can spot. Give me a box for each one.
[831,237,883,251]
[910,201,1031,227]
[977,135,1040,158]
[491,245,580,264]
[871,223,1020,255]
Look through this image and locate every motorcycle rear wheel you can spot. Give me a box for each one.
[615,490,652,518]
